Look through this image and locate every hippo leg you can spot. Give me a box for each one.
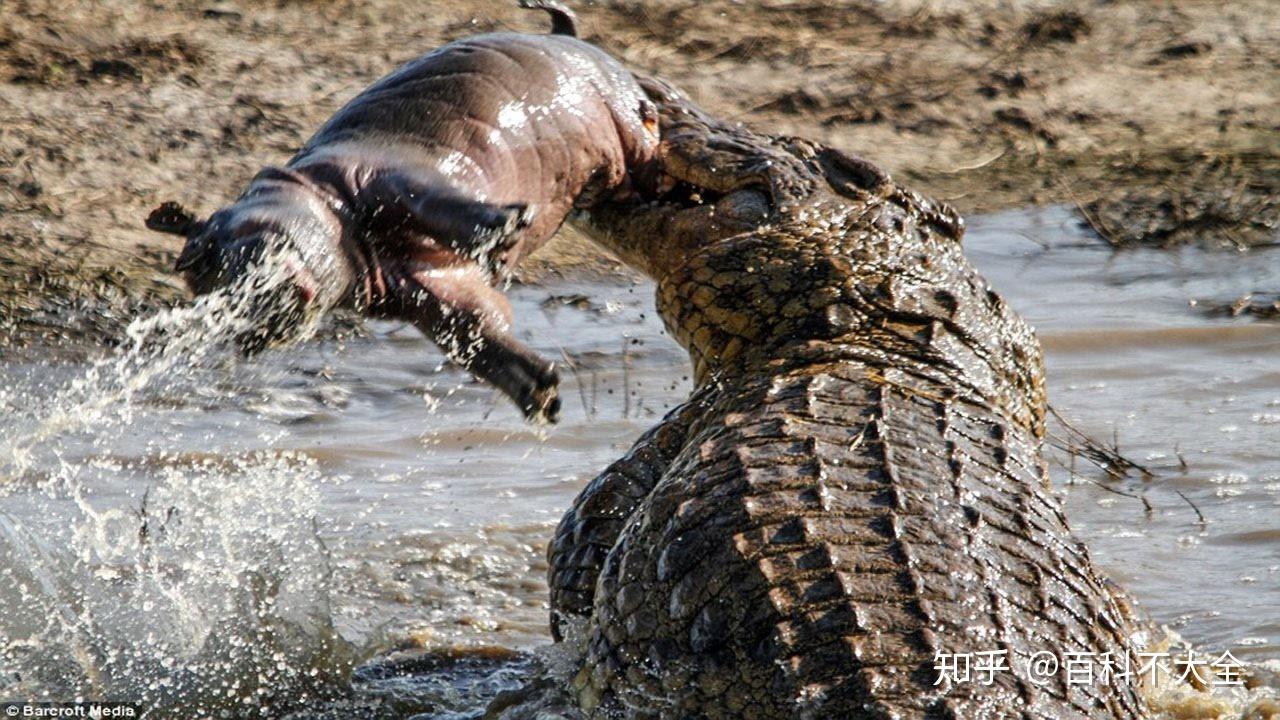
[394,266,560,423]
[364,170,534,274]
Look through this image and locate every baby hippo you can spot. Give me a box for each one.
[146,1,659,422]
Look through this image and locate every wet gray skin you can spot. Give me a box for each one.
[146,1,660,422]
[529,76,1154,718]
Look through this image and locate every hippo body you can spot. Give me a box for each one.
[150,5,659,421]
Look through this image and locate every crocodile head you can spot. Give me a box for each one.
[575,75,907,383]
[576,76,788,280]
[575,74,1047,435]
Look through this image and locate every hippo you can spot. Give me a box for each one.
[145,1,660,422]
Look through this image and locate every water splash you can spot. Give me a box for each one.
[1,250,320,481]
[0,453,356,715]
[0,256,353,716]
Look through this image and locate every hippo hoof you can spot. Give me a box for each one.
[521,363,561,424]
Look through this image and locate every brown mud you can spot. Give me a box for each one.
[1,0,1276,345]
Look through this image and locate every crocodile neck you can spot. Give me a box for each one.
[655,207,1047,438]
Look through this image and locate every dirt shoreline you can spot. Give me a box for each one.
[1,0,1276,346]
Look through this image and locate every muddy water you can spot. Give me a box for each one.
[0,206,1277,717]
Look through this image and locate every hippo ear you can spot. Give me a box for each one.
[640,98,659,136]
[145,201,204,237]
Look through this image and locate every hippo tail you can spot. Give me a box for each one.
[517,0,577,37]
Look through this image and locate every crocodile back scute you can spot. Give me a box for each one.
[577,366,1146,719]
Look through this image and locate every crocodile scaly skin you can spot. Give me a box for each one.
[550,77,1149,719]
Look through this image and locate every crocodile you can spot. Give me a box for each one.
[539,76,1150,718]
